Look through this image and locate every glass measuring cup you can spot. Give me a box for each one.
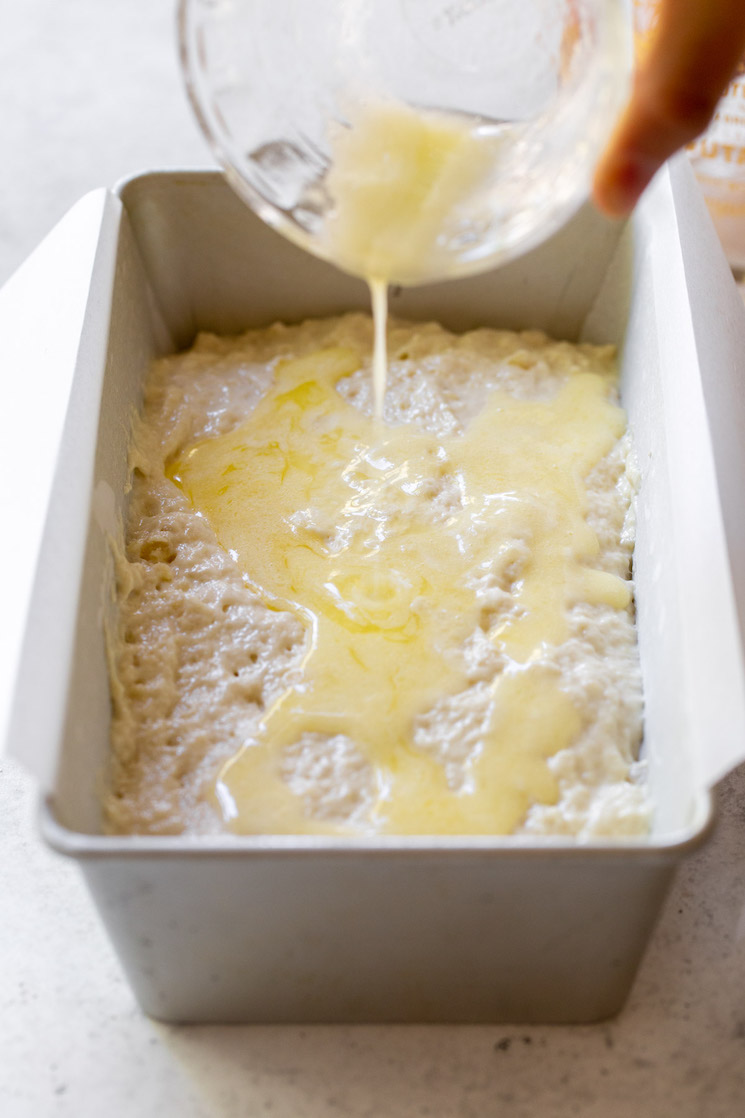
[178,0,631,286]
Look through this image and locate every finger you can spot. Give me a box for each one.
[593,0,745,217]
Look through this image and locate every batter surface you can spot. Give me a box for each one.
[105,314,647,838]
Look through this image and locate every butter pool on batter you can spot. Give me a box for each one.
[170,342,631,836]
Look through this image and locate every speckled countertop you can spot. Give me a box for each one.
[2,4,745,1116]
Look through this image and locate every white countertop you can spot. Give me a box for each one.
[2,4,745,1115]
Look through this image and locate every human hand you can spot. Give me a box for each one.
[593,0,745,216]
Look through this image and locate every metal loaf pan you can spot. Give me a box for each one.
[10,161,745,1023]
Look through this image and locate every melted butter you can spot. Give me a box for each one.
[324,100,496,288]
[369,277,388,420]
[326,99,499,417]
[169,343,631,836]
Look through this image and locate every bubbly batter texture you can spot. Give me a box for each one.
[106,315,647,838]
